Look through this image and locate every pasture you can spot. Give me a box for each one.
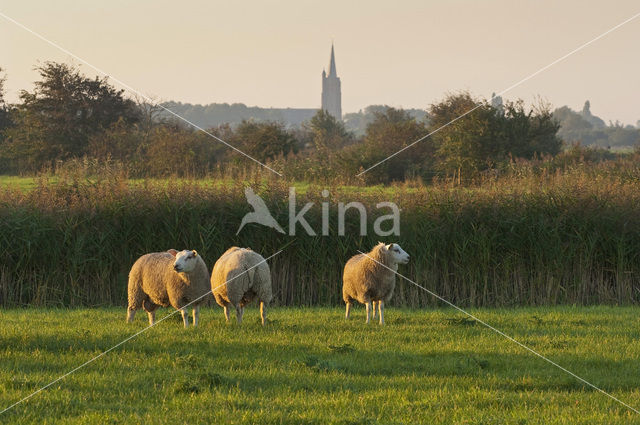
[1,307,640,424]
[1,169,640,423]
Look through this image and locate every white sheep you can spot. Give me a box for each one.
[211,247,272,325]
[342,242,410,325]
[127,249,210,327]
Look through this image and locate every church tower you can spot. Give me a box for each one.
[321,44,342,120]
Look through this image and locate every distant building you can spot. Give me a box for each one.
[321,44,342,120]
[490,92,504,115]
[160,45,344,127]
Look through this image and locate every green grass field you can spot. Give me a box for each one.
[0,175,394,196]
[2,307,640,424]
[0,175,41,191]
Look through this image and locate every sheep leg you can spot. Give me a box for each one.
[365,301,372,324]
[143,299,158,326]
[260,301,267,326]
[147,310,155,326]
[236,305,244,324]
[126,308,136,323]
[192,305,200,327]
[378,301,384,325]
[181,308,190,328]
[372,301,377,319]
[223,305,231,322]
[345,302,351,320]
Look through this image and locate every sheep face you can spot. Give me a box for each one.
[173,250,199,273]
[386,243,410,265]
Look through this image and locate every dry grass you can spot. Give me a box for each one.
[1,157,639,307]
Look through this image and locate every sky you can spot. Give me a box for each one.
[2,0,639,125]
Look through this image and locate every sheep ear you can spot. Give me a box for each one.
[167,249,178,257]
[385,243,393,250]
[192,250,198,257]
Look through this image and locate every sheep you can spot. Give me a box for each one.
[342,242,410,325]
[126,249,210,328]
[211,247,272,325]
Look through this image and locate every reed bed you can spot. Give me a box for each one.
[1,169,639,307]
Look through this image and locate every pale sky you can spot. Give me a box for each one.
[2,1,639,124]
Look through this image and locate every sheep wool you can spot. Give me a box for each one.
[211,247,272,325]
[342,242,410,325]
[127,249,210,327]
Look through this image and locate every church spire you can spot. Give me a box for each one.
[328,43,337,77]
[321,43,342,120]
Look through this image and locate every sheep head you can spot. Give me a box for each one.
[173,250,199,273]
[383,243,410,265]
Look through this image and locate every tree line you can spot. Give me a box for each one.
[0,62,564,183]
[554,100,640,149]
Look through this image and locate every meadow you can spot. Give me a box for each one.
[2,159,640,423]
[1,307,640,424]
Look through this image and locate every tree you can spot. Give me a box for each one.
[281,110,354,182]
[428,92,497,182]
[0,67,10,136]
[232,120,296,163]
[349,107,431,182]
[2,62,139,170]
[0,67,12,172]
[428,92,561,183]
[87,117,143,164]
[499,100,561,158]
[0,67,5,105]
[142,123,221,177]
[554,105,637,148]
[343,105,427,136]
[308,109,351,151]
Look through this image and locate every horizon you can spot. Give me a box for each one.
[2,0,639,125]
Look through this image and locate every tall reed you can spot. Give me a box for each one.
[1,170,639,307]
